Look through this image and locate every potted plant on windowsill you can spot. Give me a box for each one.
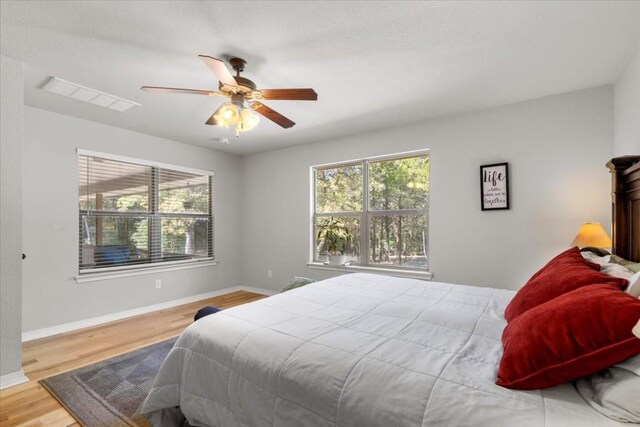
[317,217,351,266]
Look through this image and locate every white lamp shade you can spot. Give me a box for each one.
[213,103,240,128]
[237,108,260,132]
[571,222,612,248]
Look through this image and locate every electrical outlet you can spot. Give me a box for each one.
[155,279,162,289]
[267,270,272,279]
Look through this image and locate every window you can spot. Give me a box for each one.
[312,151,430,270]
[78,151,213,273]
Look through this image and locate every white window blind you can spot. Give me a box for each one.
[78,153,213,273]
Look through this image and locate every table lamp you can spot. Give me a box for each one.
[571,222,612,252]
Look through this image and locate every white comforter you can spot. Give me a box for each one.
[142,273,625,426]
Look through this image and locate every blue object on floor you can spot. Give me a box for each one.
[194,306,220,321]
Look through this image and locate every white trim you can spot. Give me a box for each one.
[22,285,274,342]
[77,148,215,177]
[76,150,215,275]
[311,149,430,170]
[307,262,432,280]
[0,370,29,390]
[310,150,430,268]
[76,260,218,283]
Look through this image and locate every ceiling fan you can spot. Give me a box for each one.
[141,55,317,135]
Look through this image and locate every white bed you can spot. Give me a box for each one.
[141,273,627,426]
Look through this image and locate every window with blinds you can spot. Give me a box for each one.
[78,152,213,273]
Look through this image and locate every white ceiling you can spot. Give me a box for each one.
[2,1,640,156]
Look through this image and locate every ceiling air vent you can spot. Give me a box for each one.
[42,77,140,112]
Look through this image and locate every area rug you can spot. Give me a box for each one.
[41,337,178,427]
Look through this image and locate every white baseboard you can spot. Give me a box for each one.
[22,285,275,342]
[0,369,29,390]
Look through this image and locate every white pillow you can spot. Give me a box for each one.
[626,272,640,298]
[581,251,610,265]
[600,263,635,280]
[581,251,634,280]
[576,353,640,423]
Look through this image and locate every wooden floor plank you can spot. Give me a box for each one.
[0,291,266,427]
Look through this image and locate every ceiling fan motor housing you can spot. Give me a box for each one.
[219,57,257,96]
[234,76,257,91]
[219,76,257,97]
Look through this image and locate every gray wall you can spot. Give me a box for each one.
[0,56,24,376]
[614,42,640,156]
[22,107,243,331]
[16,84,622,331]
[240,86,614,292]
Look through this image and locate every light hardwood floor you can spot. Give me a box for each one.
[0,290,266,427]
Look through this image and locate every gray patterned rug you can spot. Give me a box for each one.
[41,337,178,427]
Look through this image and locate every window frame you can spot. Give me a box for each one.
[311,149,430,271]
[77,149,215,276]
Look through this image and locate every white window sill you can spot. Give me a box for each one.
[75,260,218,283]
[306,262,432,280]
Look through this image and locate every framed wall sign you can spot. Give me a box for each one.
[480,162,510,210]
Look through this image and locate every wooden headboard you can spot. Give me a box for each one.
[607,156,640,262]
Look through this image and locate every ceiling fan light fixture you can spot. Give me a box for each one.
[213,102,240,127]
[237,108,261,132]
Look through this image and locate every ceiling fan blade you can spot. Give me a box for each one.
[259,88,318,101]
[198,55,238,86]
[141,86,222,96]
[250,102,295,129]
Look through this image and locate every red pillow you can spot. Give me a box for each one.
[497,284,640,390]
[504,247,626,322]
[526,247,600,282]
